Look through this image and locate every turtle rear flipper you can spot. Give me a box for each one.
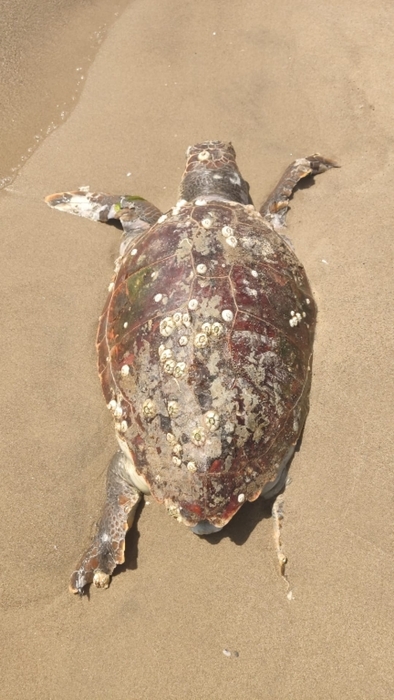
[45,190,162,238]
[69,451,142,595]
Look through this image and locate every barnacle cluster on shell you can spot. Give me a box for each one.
[194,332,209,348]
[211,321,224,337]
[173,312,183,326]
[167,504,181,519]
[192,319,224,350]
[221,309,234,322]
[191,427,206,446]
[107,398,124,420]
[188,298,199,311]
[289,310,306,327]
[142,399,157,418]
[159,317,176,337]
[173,361,186,378]
[201,217,213,230]
[115,420,128,434]
[167,400,179,417]
[159,347,173,362]
[221,225,238,248]
[204,410,220,432]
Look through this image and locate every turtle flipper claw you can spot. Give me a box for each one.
[69,567,93,596]
[69,550,114,595]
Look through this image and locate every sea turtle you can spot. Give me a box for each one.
[45,141,336,594]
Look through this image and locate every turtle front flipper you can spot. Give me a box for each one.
[69,451,142,595]
[260,154,339,231]
[45,190,162,239]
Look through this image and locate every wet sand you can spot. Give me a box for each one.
[1,0,393,698]
[0,0,129,187]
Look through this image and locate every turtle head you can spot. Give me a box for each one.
[179,141,251,204]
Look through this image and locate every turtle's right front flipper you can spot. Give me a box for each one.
[45,190,162,239]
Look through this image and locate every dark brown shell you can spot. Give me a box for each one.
[97,200,316,528]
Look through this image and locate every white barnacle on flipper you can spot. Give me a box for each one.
[158,214,167,223]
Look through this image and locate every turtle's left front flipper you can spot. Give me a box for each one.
[45,190,162,239]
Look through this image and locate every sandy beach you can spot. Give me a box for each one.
[1,0,393,698]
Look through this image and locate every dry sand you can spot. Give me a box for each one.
[1,0,393,698]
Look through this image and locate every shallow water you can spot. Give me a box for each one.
[0,0,131,188]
